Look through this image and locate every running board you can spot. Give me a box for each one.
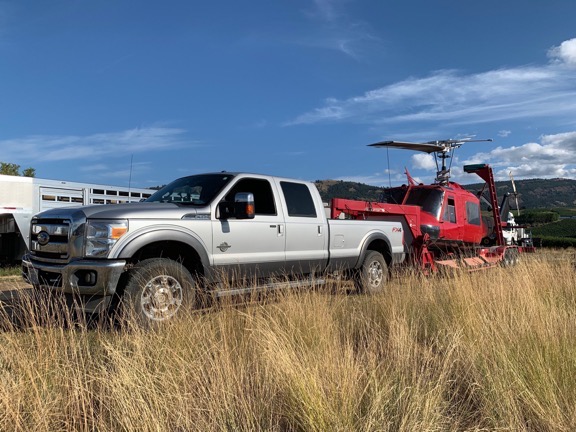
[215,278,326,298]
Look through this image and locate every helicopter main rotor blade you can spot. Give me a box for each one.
[368,141,445,153]
[509,171,520,216]
[368,138,493,154]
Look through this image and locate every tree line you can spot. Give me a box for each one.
[0,162,35,177]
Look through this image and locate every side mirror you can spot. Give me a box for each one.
[217,192,255,219]
[234,192,255,219]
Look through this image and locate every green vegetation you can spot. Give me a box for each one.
[547,207,576,218]
[0,162,35,177]
[516,212,576,248]
[532,218,576,238]
[315,179,383,202]
[517,210,560,225]
[0,254,575,431]
[537,237,576,248]
[0,266,20,277]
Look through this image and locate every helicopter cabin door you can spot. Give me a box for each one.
[441,195,463,243]
[462,198,483,244]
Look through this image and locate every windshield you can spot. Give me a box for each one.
[145,174,235,205]
[380,186,408,204]
[404,188,444,219]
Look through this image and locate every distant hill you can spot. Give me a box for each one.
[314,180,383,203]
[314,178,576,210]
[463,178,576,209]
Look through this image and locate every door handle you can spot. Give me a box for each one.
[270,224,284,235]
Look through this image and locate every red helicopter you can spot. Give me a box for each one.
[330,138,532,270]
[369,138,493,247]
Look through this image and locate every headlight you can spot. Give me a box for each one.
[85,219,128,258]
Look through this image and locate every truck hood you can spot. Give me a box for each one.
[35,202,212,220]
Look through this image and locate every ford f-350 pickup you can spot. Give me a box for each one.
[22,172,405,324]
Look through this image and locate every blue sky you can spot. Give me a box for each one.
[1,0,576,189]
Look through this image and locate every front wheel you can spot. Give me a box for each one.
[354,251,389,294]
[121,258,196,325]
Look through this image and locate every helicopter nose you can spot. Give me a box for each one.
[420,224,440,240]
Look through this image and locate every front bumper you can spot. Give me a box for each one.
[22,254,126,296]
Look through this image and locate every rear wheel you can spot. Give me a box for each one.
[501,248,520,267]
[121,258,196,325]
[354,251,389,294]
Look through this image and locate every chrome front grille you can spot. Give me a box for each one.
[30,218,80,263]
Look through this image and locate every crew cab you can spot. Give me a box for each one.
[22,172,405,324]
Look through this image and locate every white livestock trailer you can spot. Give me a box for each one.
[0,174,152,263]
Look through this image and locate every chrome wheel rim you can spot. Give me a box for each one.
[368,260,383,287]
[141,275,183,321]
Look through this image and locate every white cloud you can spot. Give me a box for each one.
[0,126,191,164]
[411,153,436,170]
[287,38,576,126]
[79,161,151,180]
[307,0,342,22]
[299,0,381,59]
[462,131,576,181]
[498,130,511,138]
[336,173,402,187]
[79,164,109,172]
[548,38,576,66]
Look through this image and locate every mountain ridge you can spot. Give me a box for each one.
[314,178,576,209]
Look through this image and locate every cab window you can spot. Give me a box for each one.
[225,178,277,216]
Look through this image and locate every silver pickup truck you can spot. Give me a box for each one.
[22,172,405,323]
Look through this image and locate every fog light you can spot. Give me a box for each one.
[85,271,96,285]
[75,270,97,287]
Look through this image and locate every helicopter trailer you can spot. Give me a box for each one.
[329,199,530,273]
[329,162,535,273]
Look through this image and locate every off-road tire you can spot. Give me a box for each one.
[354,251,389,294]
[121,258,196,326]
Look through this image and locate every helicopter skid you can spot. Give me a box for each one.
[435,256,498,272]
[431,245,524,273]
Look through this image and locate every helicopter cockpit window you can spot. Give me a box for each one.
[404,189,444,219]
[466,201,481,226]
[443,197,456,223]
[380,187,407,204]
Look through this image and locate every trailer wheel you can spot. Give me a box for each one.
[121,258,196,325]
[354,251,389,294]
[501,248,519,267]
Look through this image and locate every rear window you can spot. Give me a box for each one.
[280,182,317,218]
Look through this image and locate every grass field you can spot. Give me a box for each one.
[0,266,20,277]
[0,251,574,431]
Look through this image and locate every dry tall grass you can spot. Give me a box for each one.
[0,251,574,431]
